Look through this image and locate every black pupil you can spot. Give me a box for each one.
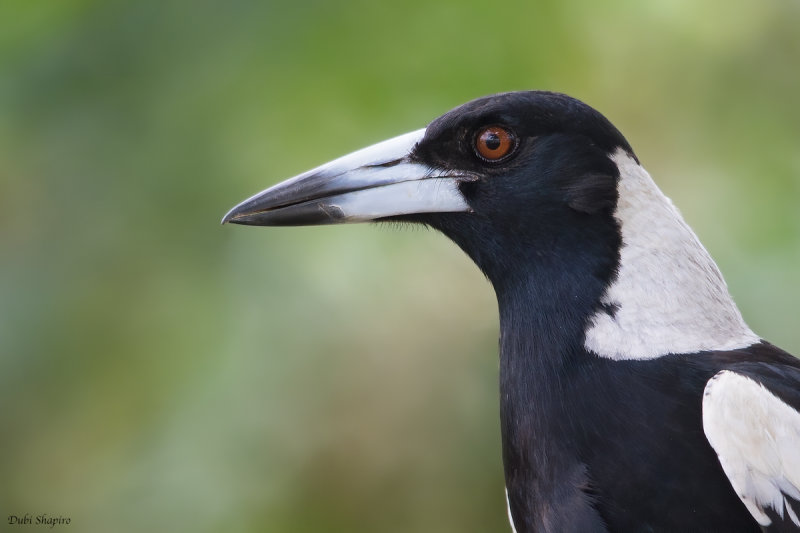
[484,132,501,150]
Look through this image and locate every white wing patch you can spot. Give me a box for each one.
[585,151,759,360]
[703,370,800,527]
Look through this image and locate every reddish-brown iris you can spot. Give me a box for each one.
[475,126,516,162]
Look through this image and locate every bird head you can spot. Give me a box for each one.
[222,91,632,286]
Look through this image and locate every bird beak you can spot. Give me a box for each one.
[221,128,472,226]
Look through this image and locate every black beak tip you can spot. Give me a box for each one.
[221,205,246,225]
[222,193,272,225]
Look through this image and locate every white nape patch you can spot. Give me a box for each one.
[584,150,760,360]
[703,371,800,527]
[505,488,518,533]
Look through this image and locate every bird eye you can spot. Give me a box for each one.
[474,126,516,162]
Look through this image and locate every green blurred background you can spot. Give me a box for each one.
[1,0,798,531]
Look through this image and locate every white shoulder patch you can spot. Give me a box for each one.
[584,150,759,360]
[703,370,800,527]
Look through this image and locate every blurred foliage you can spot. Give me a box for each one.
[0,0,798,531]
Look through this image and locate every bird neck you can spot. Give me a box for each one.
[495,266,595,373]
[492,238,612,414]
[494,262,604,526]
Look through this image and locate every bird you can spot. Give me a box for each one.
[222,91,800,532]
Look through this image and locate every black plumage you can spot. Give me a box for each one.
[223,91,800,532]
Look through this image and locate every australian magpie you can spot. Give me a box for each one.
[222,91,800,532]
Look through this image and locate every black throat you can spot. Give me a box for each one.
[492,231,618,531]
[420,207,622,530]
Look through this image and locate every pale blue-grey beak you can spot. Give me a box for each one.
[221,128,472,226]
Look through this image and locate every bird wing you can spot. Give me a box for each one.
[703,361,800,530]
